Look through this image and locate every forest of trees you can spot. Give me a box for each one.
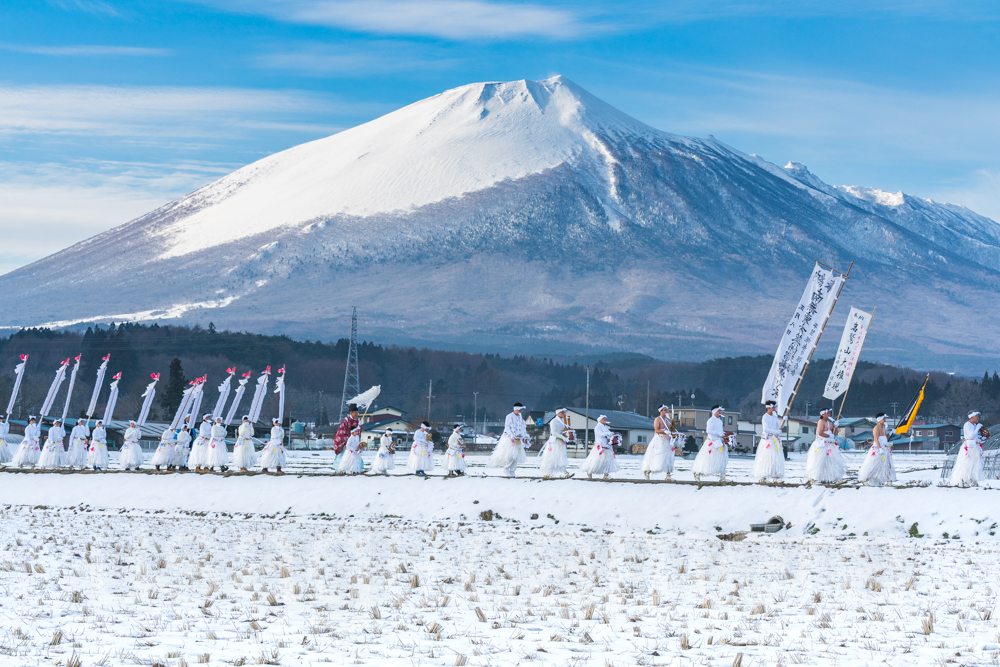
[0,323,996,427]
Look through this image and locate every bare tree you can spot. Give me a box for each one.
[932,381,987,423]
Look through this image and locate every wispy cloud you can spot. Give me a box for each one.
[50,0,121,17]
[0,43,171,57]
[0,159,225,275]
[255,41,461,76]
[631,0,1000,22]
[0,84,363,140]
[203,0,593,39]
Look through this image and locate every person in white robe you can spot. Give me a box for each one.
[578,415,620,479]
[87,420,109,470]
[204,417,229,471]
[370,427,396,475]
[806,408,845,483]
[37,419,66,469]
[12,416,41,468]
[259,418,286,474]
[118,420,144,470]
[642,405,676,480]
[66,418,90,469]
[338,425,365,474]
[540,408,572,478]
[693,406,729,482]
[173,425,192,469]
[445,423,467,476]
[188,414,212,471]
[858,412,895,486]
[151,427,175,470]
[488,403,530,477]
[232,415,257,472]
[950,411,987,487]
[752,400,785,482]
[408,422,434,476]
[0,415,13,464]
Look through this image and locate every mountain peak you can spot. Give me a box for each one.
[149,75,660,259]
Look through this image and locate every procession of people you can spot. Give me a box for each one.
[1,396,990,487]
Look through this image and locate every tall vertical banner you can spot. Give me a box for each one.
[762,263,847,416]
[822,307,873,401]
[6,354,28,416]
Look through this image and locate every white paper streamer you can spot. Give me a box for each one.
[86,355,110,421]
[5,354,28,416]
[61,355,82,421]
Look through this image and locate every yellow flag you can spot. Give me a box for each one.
[894,374,929,435]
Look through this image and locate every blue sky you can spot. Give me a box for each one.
[1,0,999,274]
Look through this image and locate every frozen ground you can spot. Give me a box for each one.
[2,452,999,667]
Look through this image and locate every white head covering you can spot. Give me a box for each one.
[658,404,669,412]
[597,415,608,423]
[711,405,722,414]
[875,413,886,423]
[555,407,567,414]
[969,411,981,419]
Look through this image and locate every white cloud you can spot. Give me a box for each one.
[256,42,461,76]
[932,169,1000,224]
[205,0,589,39]
[0,84,357,140]
[0,160,225,275]
[0,43,171,57]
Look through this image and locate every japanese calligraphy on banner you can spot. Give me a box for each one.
[823,307,872,400]
[761,263,846,415]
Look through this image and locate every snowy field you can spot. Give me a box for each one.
[2,452,1000,667]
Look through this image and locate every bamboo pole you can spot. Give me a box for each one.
[783,261,853,423]
[835,305,875,421]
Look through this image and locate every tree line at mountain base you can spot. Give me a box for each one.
[0,323,995,428]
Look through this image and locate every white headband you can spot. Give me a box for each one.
[969,411,981,419]
[658,405,669,412]
[597,415,608,422]
[876,414,886,423]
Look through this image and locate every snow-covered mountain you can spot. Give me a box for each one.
[2,76,999,371]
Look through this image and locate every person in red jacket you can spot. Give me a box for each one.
[332,403,360,468]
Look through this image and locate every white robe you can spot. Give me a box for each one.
[188,420,212,468]
[339,433,365,474]
[539,415,570,477]
[38,424,66,469]
[371,434,395,474]
[232,421,257,469]
[858,432,895,486]
[66,424,90,468]
[641,416,674,475]
[119,426,144,469]
[151,428,175,467]
[752,412,785,481]
[950,421,985,486]
[806,422,844,483]
[173,429,192,467]
[489,411,529,471]
[204,422,229,468]
[445,431,466,472]
[87,426,109,468]
[693,415,729,478]
[0,419,11,463]
[408,430,434,472]
[578,422,620,476]
[259,425,285,469]
[12,422,42,467]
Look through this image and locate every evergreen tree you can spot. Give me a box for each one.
[160,358,188,416]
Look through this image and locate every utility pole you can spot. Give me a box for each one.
[473,392,479,432]
[427,379,433,422]
[646,380,650,418]
[339,307,360,420]
[584,366,591,454]
[891,401,899,426]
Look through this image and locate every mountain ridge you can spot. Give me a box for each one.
[1,76,998,372]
